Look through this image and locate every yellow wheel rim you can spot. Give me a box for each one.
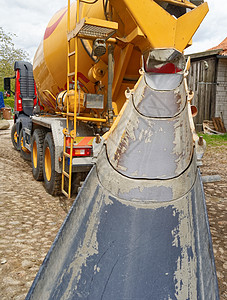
[33,141,37,169]
[21,136,30,153]
[45,147,51,182]
[14,132,18,144]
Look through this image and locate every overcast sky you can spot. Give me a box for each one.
[0,0,226,61]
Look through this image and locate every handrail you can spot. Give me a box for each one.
[56,112,107,123]
[43,90,56,100]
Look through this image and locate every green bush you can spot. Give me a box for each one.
[4,98,14,110]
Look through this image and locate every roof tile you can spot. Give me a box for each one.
[208,37,227,56]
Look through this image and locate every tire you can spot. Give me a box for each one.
[43,132,61,196]
[19,130,31,161]
[31,129,46,181]
[11,123,19,150]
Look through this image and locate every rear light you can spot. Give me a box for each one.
[15,70,23,112]
[66,147,92,157]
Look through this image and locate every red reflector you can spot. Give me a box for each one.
[66,147,92,157]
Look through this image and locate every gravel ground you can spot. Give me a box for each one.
[0,121,226,299]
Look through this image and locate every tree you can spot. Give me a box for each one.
[0,27,29,91]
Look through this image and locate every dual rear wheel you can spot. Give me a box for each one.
[31,129,45,181]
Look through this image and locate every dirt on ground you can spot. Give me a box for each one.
[0,121,226,300]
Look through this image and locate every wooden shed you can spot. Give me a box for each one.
[187,37,227,131]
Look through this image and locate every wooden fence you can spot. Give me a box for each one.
[187,56,217,131]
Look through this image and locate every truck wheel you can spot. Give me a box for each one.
[11,123,19,150]
[31,129,46,181]
[19,130,31,161]
[43,132,61,196]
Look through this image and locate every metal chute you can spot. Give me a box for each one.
[26,50,219,300]
[26,165,218,299]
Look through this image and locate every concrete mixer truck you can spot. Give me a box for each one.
[5,0,208,199]
[4,0,220,299]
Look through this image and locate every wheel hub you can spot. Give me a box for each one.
[45,147,52,182]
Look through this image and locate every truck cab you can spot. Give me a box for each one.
[4,62,37,159]
[4,61,95,196]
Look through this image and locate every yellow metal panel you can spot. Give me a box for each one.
[117,27,144,44]
[109,0,138,37]
[112,43,134,100]
[175,2,209,52]
[187,38,193,48]
[83,17,118,30]
[122,0,176,49]
[120,0,209,52]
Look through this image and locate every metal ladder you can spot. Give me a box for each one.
[62,0,118,198]
[62,0,80,198]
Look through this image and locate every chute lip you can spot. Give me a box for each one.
[103,143,195,182]
[96,144,197,203]
[132,74,187,120]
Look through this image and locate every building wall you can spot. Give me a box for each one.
[187,56,217,131]
[216,58,227,128]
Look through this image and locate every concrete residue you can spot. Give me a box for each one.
[172,106,193,175]
[172,82,193,176]
[171,193,197,299]
[138,120,154,143]
[61,191,110,300]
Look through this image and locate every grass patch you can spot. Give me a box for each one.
[4,98,14,110]
[198,133,227,146]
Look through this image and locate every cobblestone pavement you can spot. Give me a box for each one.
[200,143,227,300]
[0,122,72,300]
[0,122,226,299]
